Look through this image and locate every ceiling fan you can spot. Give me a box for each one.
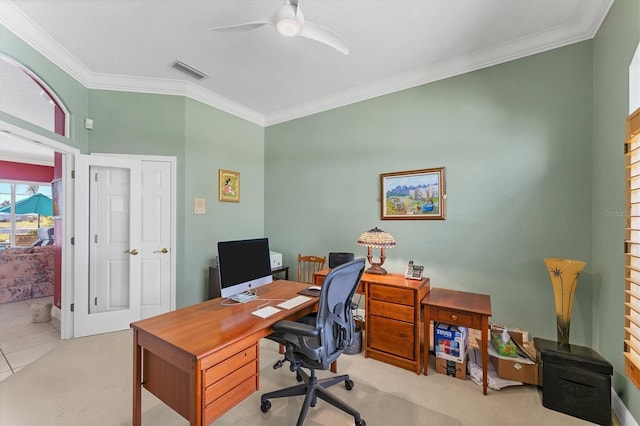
[209,0,349,55]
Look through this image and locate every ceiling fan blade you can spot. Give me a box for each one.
[299,21,349,55]
[209,21,271,32]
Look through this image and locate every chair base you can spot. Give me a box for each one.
[261,368,365,426]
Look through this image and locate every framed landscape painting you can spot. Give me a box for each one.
[381,167,446,220]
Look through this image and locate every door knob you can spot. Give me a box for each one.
[153,248,168,254]
[124,249,139,255]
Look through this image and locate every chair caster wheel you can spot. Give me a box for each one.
[260,400,271,413]
[355,418,366,426]
[345,379,354,390]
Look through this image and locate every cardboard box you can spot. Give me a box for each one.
[436,356,467,380]
[434,322,468,363]
[489,355,539,385]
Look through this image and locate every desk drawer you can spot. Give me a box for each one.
[369,299,414,323]
[204,344,257,385]
[368,315,415,360]
[204,376,256,424]
[433,308,475,328]
[369,284,413,306]
[314,275,364,293]
[205,361,257,402]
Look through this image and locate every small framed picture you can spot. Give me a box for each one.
[219,169,240,202]
[381,167,446,220]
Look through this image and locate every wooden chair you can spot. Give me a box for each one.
[297,254,326,283]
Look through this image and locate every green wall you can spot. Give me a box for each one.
[593,0,640,418]
[3,2,640,419]
[266,41,595,346]
[1,20,266,307]
[183,98,265,302]
[87,91,265,306]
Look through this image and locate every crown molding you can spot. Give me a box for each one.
[0,1,94,86]
[265,0,614,126]
[2,0,613,129]
[86,73,265,126]
[0,1,265,126]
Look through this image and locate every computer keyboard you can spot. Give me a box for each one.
[277,295,311,310]
[251,306,281,318]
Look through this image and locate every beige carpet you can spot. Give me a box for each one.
[217,363,461,426]
[0,329,595,426]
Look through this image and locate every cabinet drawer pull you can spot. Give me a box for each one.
[450,314,458,321]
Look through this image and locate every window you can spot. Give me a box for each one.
[625,107,640,388]
[0,182,52,248]
[0,53,67,136]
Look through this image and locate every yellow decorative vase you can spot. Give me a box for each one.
[544,258,586,344]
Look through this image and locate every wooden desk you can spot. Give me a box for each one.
[314,269,430,374]
[131,280,317,426]
[421,288,492,395]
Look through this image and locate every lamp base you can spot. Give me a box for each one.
[365,263,388,275]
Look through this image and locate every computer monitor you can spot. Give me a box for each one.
[217,238,273,302]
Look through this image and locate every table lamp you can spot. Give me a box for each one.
[357,227,396,275]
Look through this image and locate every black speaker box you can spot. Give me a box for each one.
[328,252,354,268]
[534,337,612,426]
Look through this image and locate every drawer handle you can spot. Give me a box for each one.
[450,314,458,321]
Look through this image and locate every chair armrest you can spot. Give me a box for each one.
[273,320,319,337]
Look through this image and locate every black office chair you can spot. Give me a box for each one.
[261,258,366,426]
[328,252,355,268]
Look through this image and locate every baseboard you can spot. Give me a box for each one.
[612,387,639,426]
[51,304,61,321]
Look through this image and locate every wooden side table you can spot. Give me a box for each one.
[422,288,492,395]
[271,265,289,280]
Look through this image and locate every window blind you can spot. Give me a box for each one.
[625,107,640,388]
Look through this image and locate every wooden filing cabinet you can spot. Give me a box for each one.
[313,269,429,374]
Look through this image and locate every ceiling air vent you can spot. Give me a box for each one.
[172,60,207,80]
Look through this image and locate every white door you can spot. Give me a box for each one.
[139,160,173,318]
[74,154,141,337]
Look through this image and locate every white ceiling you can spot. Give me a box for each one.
[0,132,54,165]
[1,0,613,127]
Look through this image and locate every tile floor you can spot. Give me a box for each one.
[0,296,61,382]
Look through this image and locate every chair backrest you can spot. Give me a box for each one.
[328,252,355,268]
[297,254,326,283]
[314,258,365,368]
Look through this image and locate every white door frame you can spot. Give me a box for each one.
[0,120,78,339]
[0,122,178,338]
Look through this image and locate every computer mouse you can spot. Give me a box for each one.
[308,286,322,291]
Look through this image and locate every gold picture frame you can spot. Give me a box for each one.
[218,169,240,202]
[381,167,446,220]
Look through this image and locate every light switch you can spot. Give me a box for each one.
[194,198,205,214]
